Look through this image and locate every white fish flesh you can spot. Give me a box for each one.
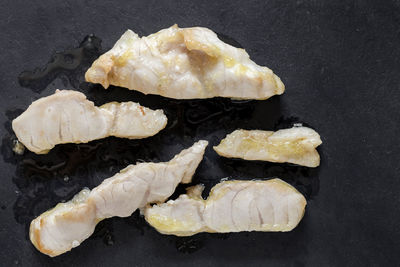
[145,178,306,236]
[213,127,322,167]
[29,140,208,256]
[85,25,284,100]
[12,90,167,154]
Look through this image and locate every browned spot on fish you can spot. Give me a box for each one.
[139,106,145,116]
[31,218,58,257]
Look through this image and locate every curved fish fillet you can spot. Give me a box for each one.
[12,90,167,154]
[85,24,285,100]
[145,179,306,236]
[214,127,322,167]
[30,140,208,257]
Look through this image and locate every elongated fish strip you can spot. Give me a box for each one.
[214,127,322,167]
[85,24,284,100]
[145,179,306,236]
[30,140,208,257]
[12,90,167,154]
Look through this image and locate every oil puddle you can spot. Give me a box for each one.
[216,32,243,48]
[2,113,321,249]
[2,101,320,251]
[92,220,115,246]
[175,236,204,253]
[18,34,102,93]
[3,32,321,253]
[1,108,160,240]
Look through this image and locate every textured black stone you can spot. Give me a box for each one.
[0,0,399,266]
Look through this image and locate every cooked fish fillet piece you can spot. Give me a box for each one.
[85,24,284,100]
[12,90,167,154]
[145,178,306,236]
[213,127,322,167]
[30,140,208,257]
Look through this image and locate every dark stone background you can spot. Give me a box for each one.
[0,0,399,266]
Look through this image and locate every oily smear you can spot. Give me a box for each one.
[18,34,102,93]
[3,33,321,254]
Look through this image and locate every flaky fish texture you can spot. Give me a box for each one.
[214,127,322,167]
[85,24,285,100]
[29,140,208,257]
[12,90,167,154]
[145,178,306,236]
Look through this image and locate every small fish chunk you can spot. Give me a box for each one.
[12,90,167,154]
[85,24,284,100]
[30,140,208,257]
[213,127,322,167]
[145,179,306,236]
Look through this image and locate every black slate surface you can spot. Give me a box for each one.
[0,0,399,266]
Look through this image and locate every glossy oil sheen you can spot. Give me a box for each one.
[2,34,319,253]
